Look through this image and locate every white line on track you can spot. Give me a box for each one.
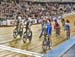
[0,45,44,57]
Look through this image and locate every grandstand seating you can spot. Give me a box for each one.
[0,1,74,19]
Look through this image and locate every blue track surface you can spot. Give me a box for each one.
[63,44,75,57]
[43,36,75,57]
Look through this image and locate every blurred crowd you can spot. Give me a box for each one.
[0,0,75,20]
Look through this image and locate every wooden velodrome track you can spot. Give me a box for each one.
[0,15,75,57]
